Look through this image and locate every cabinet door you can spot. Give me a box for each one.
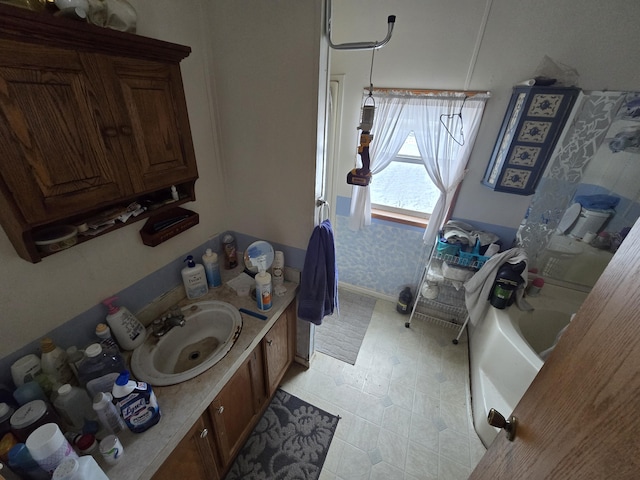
[152,413,220,480]
[98,55,198,193]
[264,303,296,396]
[210,346,265,469]
[0,41,132,223]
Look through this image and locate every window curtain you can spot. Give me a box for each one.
[412,94,488,243]
[348,90,488,244]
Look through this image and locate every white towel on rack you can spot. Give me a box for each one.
[463,248,529,326]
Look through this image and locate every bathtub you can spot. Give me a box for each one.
[469,282,587,447]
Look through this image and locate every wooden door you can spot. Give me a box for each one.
[152,414,219,480]
[470,219,640,479]
[210,346,265,469]
[99,55,198,193]
[0,40,131,224]
[264,303,295,396]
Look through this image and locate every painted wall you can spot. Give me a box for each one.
[329,0,640,296]
[0,0,325,370]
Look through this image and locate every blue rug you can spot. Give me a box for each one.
[224,389,339,480]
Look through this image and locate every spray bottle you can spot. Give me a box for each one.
[102,297,145,351]
[253,255,272,311]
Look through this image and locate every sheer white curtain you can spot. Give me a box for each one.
[412,94,488,242]
[348,90,488,243]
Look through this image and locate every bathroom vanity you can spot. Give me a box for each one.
[101,281,298,480]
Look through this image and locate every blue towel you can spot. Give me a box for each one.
[297,220,338,325]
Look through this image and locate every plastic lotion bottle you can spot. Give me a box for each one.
[102,297,145,351]
[182,255,208,299]
[202,248,222,288]
[40,338,75,386]
[112,370,161,433]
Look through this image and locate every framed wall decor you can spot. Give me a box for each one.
[483,85,580,195]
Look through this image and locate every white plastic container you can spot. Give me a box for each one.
[94,323,120,355]
[568,207,612,239]
[40,338,75,386]
[25,423,77,475]
[255,271,272,311]
[102,297,145,351]
[181,255,208,299]
[92,392,126,435]
[53,384,96,431]
[112,370,161,433]
[52,455,108,480]
[11,355,43,387]
[202,248,222,288]
[76,344,125,397]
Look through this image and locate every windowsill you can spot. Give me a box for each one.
[371,208,428,228]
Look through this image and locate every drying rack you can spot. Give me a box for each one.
[406,238,485,344]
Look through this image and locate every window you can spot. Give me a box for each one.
[370,132,440,218]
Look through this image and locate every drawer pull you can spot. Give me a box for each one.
[266,339,273,346]
[199,428,208,438]
[217,406,224,414]
[102,127,118,137]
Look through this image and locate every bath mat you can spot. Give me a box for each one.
[315,289,376,365]
[224,389,339,480]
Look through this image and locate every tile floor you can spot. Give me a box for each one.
[280,297,486,480]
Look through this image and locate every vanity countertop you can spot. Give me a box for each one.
[99,276,299,480]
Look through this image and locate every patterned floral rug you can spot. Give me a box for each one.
[224,389,339,480]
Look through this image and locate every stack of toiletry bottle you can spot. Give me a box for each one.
[40,339,76,388]
[53,384,97,432]
[76,344,125,398]
[92,392,126,435]
[111,370,160,433]
[202,248,222,288]
[254,255,272,311]
[94,324,120,356]
[222,233,238,269]
[181,255,208,299]
[101,297,145,351]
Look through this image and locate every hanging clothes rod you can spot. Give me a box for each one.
[367,87,491,98]
[326,0,396,51]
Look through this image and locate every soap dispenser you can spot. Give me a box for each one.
[182,255,208,299]
[102,297,145,351]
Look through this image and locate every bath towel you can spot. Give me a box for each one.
[297,219,339,325]
[464,248,529,326]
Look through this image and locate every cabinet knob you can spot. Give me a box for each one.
[199,428,208,438]
[102,127,118,137]
[120,125,133,136]
[217,406,224,414]
[266,339,273,346]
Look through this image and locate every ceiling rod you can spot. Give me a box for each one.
[326,0,396,51]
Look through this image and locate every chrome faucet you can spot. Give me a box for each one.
[152,307,186,337]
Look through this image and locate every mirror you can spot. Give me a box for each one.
[517,91,640,288]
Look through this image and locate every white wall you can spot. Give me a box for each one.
[0,0,328,360]
[329,0,640,231]
[206,0,325,250]
[0,0,225,358]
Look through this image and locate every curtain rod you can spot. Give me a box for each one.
[367,87,491,97]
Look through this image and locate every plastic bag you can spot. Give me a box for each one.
[534,55,580,87]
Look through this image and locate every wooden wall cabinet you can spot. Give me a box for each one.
[0,5,198,262]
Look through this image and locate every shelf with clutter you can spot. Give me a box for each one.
[406,222,502,344]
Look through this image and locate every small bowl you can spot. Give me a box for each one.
[34,225,78,253]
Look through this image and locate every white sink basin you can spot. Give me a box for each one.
[131,301,242,386]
